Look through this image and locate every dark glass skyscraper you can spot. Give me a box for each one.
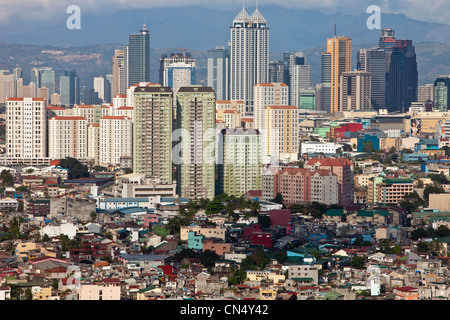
[386,40,418,113]
[379,28,396,53]
[125,24,150,87]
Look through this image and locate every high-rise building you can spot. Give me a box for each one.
[273,167,339,207]
[125,24,150,88]
[133,84,173,183]
[0,72,17,103]
[218,128,262,197]
[284,51,310,107]
[48,116,87,160]
[253,83,289,130]
[59,70,80,107]
[100,116,133,166]
[6,97,47,158]
[207,46,229,101]
[386,40,418,113]
[320,52,332,113]
[112,49,126,97]
[269,61,284,83]
[94,77,106,103]
[379,28,396,53]
[418,84,435,103]
[41,68,55,101]
[434,76,450,112]
[160,52,196,114]
[290,64,311,109]
[298,88,316,111]
[305,158,354,207]
[324,36,352,113]
[229,6,269,114]
[176,86,216,200]
[339,71,372,111]
[263,105,299,162]
[357,48,387,110]
[87,123,100,165]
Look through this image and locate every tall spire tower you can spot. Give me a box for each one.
[229,3,269,115]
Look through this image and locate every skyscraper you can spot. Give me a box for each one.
[339,71,372,111]
[229,6,269,114]
[160,51,196,114]
[434,76,450,112]
[125,24,150,88]
[268,61,284,83]
[324,36,352,113]
[6,97,47,158]
[112,49,126,97]
[320,53,332,112]
[207,46,229,101]
[379,28,396,53]
[357,48,387,110]
[176,86,216,200]
[253,83,289,130]
[386,40,418,113]
[133,84,173,183]
[59,70,80,107]
[41,68,55,101]
[218,128,262,197]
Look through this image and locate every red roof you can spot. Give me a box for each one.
[100,116,129,120]
[396,286,418,292]
[50,116,86,121]
[306,158,353,167]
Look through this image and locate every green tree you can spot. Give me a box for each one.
[0,170,13,186]
[350,256,366,269]
[272,193,284,206]
[200,250,219,268]
[228,269,247,285]
[59,157,90,180]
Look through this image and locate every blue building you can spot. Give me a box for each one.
[357,134,381,152]
[402,153,428,162]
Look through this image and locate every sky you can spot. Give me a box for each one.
[0,0,449,26]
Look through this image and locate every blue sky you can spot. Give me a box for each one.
[0,0,449,25]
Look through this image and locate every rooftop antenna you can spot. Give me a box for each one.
[143,21,147,31]
[334,21,336,37]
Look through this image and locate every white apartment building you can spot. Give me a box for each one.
[73,105,96,124]
[48,116,88,159]
[300,141,342,155]
[310,170,339,205]
[100,116,132,166]
[6,97,47,158]
[87,123,100,165]
[253,83,289,130]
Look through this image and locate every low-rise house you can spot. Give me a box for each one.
[346,209,392,225]
[78,282,121,300]
[0,287,11,300]
[394,286,419,300]
[32,286,52,300]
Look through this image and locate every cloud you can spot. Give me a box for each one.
[0,0,449,25]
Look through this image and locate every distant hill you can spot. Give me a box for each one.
[3,5,450,51]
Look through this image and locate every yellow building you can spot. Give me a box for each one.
[264,105,299,160]
[259,287,278,300]
[326,36,352,113]
[32,286,52,300]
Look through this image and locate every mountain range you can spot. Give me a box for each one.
[3,5,450,50]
